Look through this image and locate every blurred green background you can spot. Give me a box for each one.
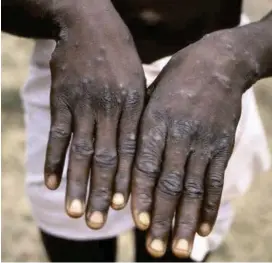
[2,0,272,261]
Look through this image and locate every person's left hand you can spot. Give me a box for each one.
[131,28,259,258]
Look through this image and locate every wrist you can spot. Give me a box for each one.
[211,13,272,92]
[199,29,262,93]
[52,0,113,40]
[236,12,272,82]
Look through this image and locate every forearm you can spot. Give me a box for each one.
[2,0,112,40]
[238,11,272,82]
[212,10,272,92]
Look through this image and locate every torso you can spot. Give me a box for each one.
[112,0,242,63]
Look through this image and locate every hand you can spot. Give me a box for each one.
[44,1,145,229]
[131,29,258,257]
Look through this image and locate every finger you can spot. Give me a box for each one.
[112,90,144,210]
[44,97,72,190]
[132,108,167,231]
[65,108,94,218]
[86,112,119,229]
[172,152,209,258]
[198,150,230,236]
[146,136,190,258]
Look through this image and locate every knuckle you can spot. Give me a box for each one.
[133,170,155,189]
[118,137,136,156]
[102,91,117,112]
[126,89,143,108]
[208,174,224,193]
[90,86,119,114]
[91,188,111,199]
[135,160,159,178]
[136,192,152,207]
[135,146,162,176]
[217,137,231,150]
[142,126,165,145]
[51,92,70,107]
[177,216,198,229]
[71,140,94,159]
[214,134,233,153]
[184,180,204,199]
[170,120,198,140]
[148,108,166,123]
[158,172,183,197]
[94,150,117,169]
[115,171,129,187]
[204,198,219,215]
[50,126,70,140]
[136,137,165,171]
[152,215,172,230]
[90,188,111,208]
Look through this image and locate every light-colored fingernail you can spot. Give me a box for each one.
[150,239,164,252]
[175,239,189,252]
[88,211,104,229]
[200,223,211,236]
[138,212,150,228]
[69,199,83,216]
[112,193,125,207]
[46,174,57,189]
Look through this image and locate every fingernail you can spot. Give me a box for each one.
[112,193,125,208]
[200,223,211,236]
[138,212,150,228]
[88,211,104,229]
[150,239,164,252]
[69,199,83,217]
[46,174,57,189]
[175,239,189,253]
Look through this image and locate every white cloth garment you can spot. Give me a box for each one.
[21,14,271,261]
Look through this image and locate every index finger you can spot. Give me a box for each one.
[132,109,167,231]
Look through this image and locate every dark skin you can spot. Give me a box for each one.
[2,0,272,258]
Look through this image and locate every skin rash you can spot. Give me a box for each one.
[2,0,272,258]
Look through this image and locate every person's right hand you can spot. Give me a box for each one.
[44,0,145,230]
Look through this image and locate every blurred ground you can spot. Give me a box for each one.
[1,1,272,262]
